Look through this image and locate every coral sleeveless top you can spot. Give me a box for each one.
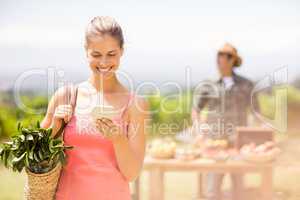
[55,82,133,200]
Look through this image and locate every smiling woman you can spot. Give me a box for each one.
[84,16,124,80]
[40,16,148,200]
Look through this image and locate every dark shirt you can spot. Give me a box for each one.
[196,72,259,143]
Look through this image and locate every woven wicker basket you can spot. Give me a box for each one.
[24,163,62,200]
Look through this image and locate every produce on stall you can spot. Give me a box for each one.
[175,146,200,161]
[148,138,177,159]
[147,135,281,163]
[240,141,281,163]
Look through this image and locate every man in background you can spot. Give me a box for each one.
[193,43,260,200]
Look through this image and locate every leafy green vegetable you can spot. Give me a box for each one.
[0,121,73,173]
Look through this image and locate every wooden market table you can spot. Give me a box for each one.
[135,156,273,200]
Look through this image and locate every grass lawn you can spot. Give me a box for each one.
[1,134,300,200]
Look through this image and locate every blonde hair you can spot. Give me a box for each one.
[85,16,124,49]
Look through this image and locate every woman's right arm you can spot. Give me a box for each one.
[40,87,73,137]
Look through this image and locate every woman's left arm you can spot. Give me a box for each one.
[98,98,149,181]
[114,98,148,181]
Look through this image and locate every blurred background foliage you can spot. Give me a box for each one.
[1,84,300,139]
[0,93,47,138]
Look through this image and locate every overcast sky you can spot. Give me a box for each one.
[0,0,299,90]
